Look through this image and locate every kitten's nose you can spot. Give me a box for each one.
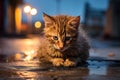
[59,47,64,50]
[58,41,64,50]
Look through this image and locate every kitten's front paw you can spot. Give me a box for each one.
[51,58,64,67]
[64,59,76,67]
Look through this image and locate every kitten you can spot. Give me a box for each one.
[37,13,90,67]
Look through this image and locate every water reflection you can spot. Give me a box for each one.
[1,58,120,79]
[0,55,120,79]
[16,71,38,79]
[0,37,40,55]
[0,37,120,79]
[88,61,107,75]
[0,37,41,62]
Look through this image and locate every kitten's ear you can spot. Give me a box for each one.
[43,13,54,25]
[69,16,80,29]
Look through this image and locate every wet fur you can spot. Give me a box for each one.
[37,13,90,67]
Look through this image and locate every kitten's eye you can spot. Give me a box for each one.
[65,37,71,41]
[53,36,58,40]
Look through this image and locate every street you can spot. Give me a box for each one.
[0,35,120,80]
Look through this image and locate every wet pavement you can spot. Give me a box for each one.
[0,35,120,80]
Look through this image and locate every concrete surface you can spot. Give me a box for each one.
[0,35,120,80]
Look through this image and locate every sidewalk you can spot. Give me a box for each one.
[89,38,120,61]
[0,35,120,80]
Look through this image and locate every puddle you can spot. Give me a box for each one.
[0,37,120,79]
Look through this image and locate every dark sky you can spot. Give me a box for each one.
[22,0,109,22]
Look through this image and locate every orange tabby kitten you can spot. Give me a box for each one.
[37,13,90,67]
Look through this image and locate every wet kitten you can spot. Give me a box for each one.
[37,13,90,67]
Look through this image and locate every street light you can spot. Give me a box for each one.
[24,5,31,13]
[34,21,42,28]
[24,5,37,15]
[23,5,37,33]
[30,8,37,15]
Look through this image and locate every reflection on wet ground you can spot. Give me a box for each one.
[0,60,120,80]
[0,35,120,80]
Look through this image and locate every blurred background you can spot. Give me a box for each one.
[0,0,120,79]
[0,0,120,39]
[0,0,120,61]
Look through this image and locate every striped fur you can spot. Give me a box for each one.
[37,13,90,67]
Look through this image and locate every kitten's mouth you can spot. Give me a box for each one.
[57,47,69,52]
[54,47,65,52]
[57,49,65,52]
[53,45,69,52]
[59,48,65,52]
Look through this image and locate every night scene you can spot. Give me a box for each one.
[0,0,120,80]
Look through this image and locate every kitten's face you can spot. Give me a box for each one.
[43,13,80,52]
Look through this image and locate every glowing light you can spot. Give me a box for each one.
[30,8,37,15]
[24,5,31,13]
[24,50,37,61]
[15,53,22,60]
[15,7,22,34]
[24,55,33,61]
[34,21,42,28]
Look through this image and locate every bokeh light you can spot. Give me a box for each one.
[24,5,31,13]
[30,8,37,15]
[34,21,42,28]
